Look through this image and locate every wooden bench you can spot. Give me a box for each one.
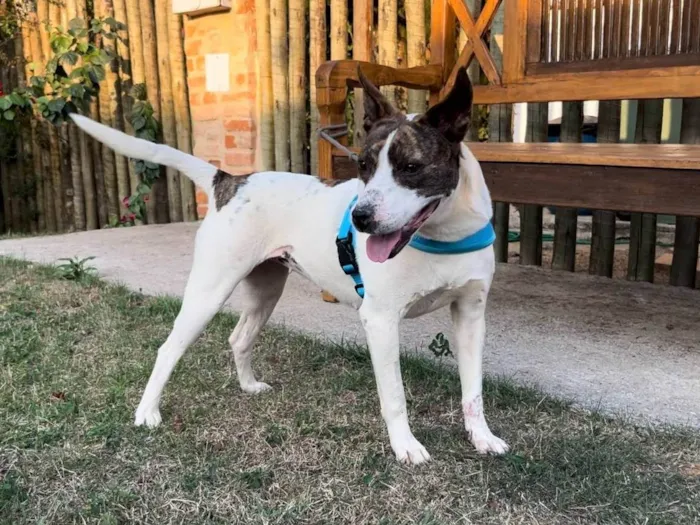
[316,0,700,289]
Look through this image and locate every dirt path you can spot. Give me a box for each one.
[1,223,699,427]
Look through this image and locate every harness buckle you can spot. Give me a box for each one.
[336,232,359,275]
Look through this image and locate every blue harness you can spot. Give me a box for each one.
[336,196,496,298]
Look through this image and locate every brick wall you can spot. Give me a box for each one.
[183,1,257,218]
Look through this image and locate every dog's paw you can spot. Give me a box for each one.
[134,406,162,428]
[392,436,432,465]
[470,430,509,455]
[241,381,272,395]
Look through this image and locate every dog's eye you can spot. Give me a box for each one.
[358,159,368,171]
[406,163,421,173]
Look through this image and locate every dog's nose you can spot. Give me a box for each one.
[352,206,373,232]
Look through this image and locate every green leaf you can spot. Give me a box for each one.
[131,116,146,130]
[3,110,16,121]
[141,129,156,142]
[145,162,159,170]
[61,52,79,66]
[8,93,26,107]
[0,97,11,111]
[48,98,66,113]
[69,84,86,99]
[69,67,85,80]
[68,18,85,31]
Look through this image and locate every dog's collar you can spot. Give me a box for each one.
[337,196,496,298]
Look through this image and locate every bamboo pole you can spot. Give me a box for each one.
[95,0,121,225]
[113,0,140,220]
[18,16,38,232]
[255,0,275,171]
[168,4,196,221]
[377,0,397,102]
[72,0,98,229]
[25,9,46,232]
[289,0,306,173]
[309,0,327,175]
[0,61,17,232]
[405,0,427,114]
[330,0,348,59]
[37,0,59,232]
[154,0,182,222]
[140,0,168,223]
[270,0,290,171]
[352,0,372,146]
[124,0,147,220]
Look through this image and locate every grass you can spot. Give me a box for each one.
[0,257,699,524]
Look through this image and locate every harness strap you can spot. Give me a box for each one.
[336,196,496,299]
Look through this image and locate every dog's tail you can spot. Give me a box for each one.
[70,113,216,192]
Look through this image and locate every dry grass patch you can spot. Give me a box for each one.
[1,257,699,524]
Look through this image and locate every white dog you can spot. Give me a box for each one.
[71,67,508,464]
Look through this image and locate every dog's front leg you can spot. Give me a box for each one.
[450,281,509,455]
[359,304,431,465]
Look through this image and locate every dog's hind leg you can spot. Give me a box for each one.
[450,281,509,455]
[229,260,288,394]
[134,231,253,428]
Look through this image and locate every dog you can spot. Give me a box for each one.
[70,67,508,464]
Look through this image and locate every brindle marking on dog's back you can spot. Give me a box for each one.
[318,177,346,187]
[213,170,251,211]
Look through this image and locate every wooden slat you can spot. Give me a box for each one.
[552,0,561,61]
[640,0,651,55]
[576,0,587,60]
[670,0,682,53]
[335,142,700,170]
[692,0,700,53]
[611,0,622,57]
[503,0,528,82]
[429,0,456,104]
[480,163,700,217]
[594,0,603,58]
[472,66,700,103]
[620,0,631,57]
[583,0,593,59]
[566,0,576,60]
[527,0,544,64]
[680,0,691,52]
[657,0,670,55]
[604,0,614,58]
[630,0,640,56]
[544,0,553,62]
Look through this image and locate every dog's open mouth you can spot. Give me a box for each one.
[366,200,441,263]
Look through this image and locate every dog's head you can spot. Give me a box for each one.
[353,67,473,263]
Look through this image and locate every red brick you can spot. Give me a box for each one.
[220,91,255,103]
[225,135,237,149]
[189,93,201,106]
[188,76,205,89]
[195,189,208,204]
[228,132,254,149]
[185,39,202,56]
[203,92,218,105]
[187,58,195,72]
[236,0,255,14]
[224,119,253,132]
[185,23,198,38]
[225,150,255,167]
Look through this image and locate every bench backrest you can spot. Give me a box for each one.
[432,0,700,105]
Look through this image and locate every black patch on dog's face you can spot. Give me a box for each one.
[213,170,251,211]
[356,66,473,198]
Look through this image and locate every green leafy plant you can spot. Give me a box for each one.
[428,332,453,359]
[56,256,97,281]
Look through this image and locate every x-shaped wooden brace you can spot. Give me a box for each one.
[440,0,503,99]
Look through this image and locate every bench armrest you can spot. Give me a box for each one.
[316,60,444,90]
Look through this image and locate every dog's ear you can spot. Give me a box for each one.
[358,67,397,132]
[419,67,473,143]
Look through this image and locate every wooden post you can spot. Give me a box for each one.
[519,103,547,266]
[271,0,290,171]
[155,0,183,223]
[589,100,621,278]
[670,98,700,288]
[429,0,456,106]
[18,21,37,233]
[488,0,510,263]
[255,0,275,172]
[330,0,348,60]
[552,102,582,272]
[309,0,327,175]
[627,99,662,282]
[289,0,307,173]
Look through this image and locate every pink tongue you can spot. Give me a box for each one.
[366,231,403,263]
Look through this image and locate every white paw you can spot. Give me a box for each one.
[391,436,432,465]
[242,381,272,395]
[470,430,509,455]
[134,406,162,428]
